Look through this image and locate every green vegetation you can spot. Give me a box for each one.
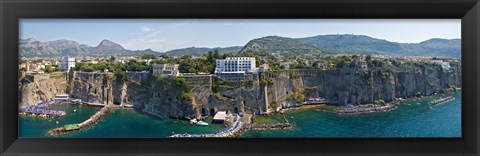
[41,65,60,73]
[74,60,150,72]
[164,46,242,57]
[287,91,305,103]
[181,91,194,101]
[64,124,79,131]
[415,92,422,97]
[211,80,239,93]
[297,34,460,58]
[373,99,385,104]
[238,36,322,56]
[141,54,156,60]
[261,77,275,85]
[444,84,457,93]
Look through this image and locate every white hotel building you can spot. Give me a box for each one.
[214,57,257,80]
[60,56,76,72]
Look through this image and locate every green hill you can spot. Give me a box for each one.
[164,46,243,57]
[238,36,322,56]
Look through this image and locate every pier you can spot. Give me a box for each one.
[82,102,107,107]
[48,105,110,136]
[171,115,293,138]
[429,96,454,106]
[336,104,397,115]
[240,123,292,132]
[171,115,243,138]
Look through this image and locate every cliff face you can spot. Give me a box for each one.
[267,65,461,108]
[18,64,461,118]
[69,72,114,105]
[18,73,68,106]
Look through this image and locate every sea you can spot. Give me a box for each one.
[19,92,461,138]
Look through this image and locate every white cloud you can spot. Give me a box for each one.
[141,27,155,32]
[122,28,187,52]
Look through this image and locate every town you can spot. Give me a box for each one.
[19,51,459,80]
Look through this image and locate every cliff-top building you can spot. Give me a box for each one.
[432,60,451,70]
[354,55,368,68]
[215,57,257,81]
[60,56,76,72]
[152,64,180,76]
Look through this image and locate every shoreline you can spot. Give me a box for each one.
[34,91,459,137]
[48,105,111,136]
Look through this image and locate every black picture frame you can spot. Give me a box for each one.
[1,0,479,156]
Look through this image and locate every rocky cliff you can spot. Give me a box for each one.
[265,65,461,110]
[19,64,461,118]
[18,73,68,106]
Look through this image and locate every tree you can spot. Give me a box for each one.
[41,65,59,73]
[159,54,170,59]
[242,52,255,57]
[141,54,156,60]
[222,52,235,59]
[188,68,197,73]
[213,49,221,59]
[207,51,214,63]
[181,55,192,60]
[312,61,319,68]
[110,56,116,62]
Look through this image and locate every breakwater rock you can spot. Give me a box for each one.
[335,104,397,115]
[240,123,293,132]
[48,105,110,136]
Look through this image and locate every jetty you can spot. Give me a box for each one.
[429,96,454,106]
[171,115,243,138]
[48,105,110,136]
[336,104,397,115]
[171,115,293,138]
[82,102,107,107]
[239,123,292,132]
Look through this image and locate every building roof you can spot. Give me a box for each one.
[213,111,227,121]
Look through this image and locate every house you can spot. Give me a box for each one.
[280,61,292,69]
[259,64,269,72]
[152,64,180,76]
[353,55,368,68]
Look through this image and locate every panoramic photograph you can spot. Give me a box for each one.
[18,19,461,138]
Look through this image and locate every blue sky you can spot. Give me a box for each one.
[20,19,460,52]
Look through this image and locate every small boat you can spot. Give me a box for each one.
[71,99,82,105]
[196,121,208,126]
[189,119,198,125]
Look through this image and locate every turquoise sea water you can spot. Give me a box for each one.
[19,92,461,138]
[242,92,461,138]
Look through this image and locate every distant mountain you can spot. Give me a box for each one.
[238,36,322,56]
[20,38,60,57]
[296,34,460,58]
[45,39,91,56]
[400,38,461,58]
[164,46,243,57]
[92,39,126,53]
[20,39,159,58]
[20,35,461,58]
